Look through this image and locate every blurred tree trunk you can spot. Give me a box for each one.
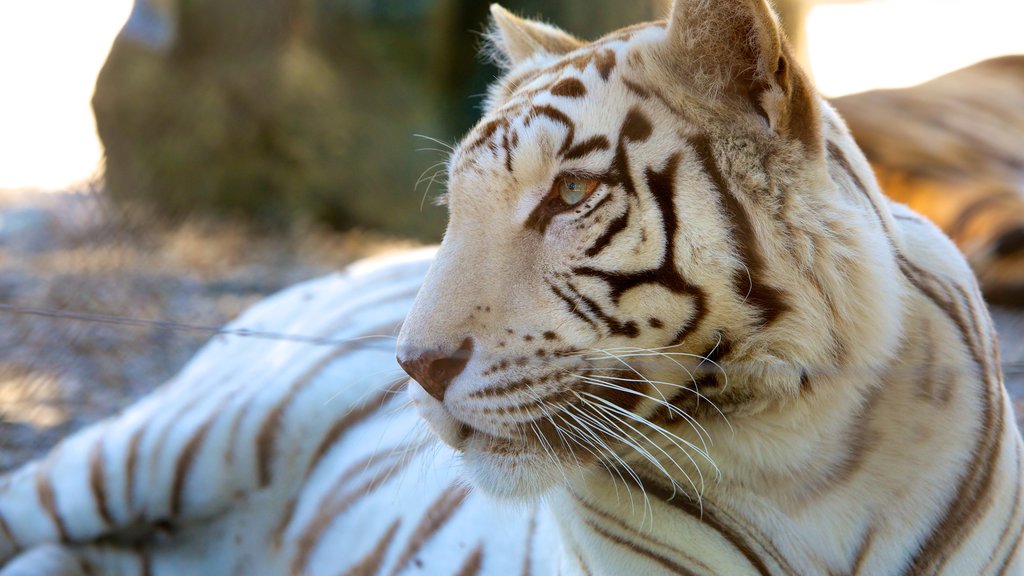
[174,0,309,63]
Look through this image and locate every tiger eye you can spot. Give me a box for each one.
[557,176,599,206]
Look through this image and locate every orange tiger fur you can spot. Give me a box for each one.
[833,56,1024,304]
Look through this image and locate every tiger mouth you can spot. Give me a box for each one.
[410,362,643,472]
[451,407,576,456]
[422,388,590,462]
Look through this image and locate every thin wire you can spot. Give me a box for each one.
[0,303,397,349]
[3,302,1024,371]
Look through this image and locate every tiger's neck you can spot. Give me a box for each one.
[546,337,1003,573]
[543,200,1017,575]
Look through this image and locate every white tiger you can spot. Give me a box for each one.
[1,1,1022,574]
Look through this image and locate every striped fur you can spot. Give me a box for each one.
[1,1,1022,574]
[833,56,1024,306]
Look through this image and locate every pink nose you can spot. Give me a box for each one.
[397,338,474,402]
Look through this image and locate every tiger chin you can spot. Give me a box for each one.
[409,373,579,499]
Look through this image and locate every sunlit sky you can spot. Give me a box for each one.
[0,0,1022,192]
[0,0,133,192]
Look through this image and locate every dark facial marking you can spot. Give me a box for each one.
[563,136,611,161]
[689,135,789,326]
[621,109,653,143]
[593,49,617,80]
[548,282,600,331]
[581,108,654,256]
[575,153,709,344]
[525,104,576,156]
[563,281,639,338]
[550,77,587,98]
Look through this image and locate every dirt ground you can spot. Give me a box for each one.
[0,189,417,471]
[1,190,1023,472]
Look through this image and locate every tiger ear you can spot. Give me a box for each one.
[667,0,819,150]
[487,4,584,68]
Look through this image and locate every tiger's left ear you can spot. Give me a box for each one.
[487,4,584,68]
[667,0,819,151]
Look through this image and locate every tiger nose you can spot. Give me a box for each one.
[397,337,474,402]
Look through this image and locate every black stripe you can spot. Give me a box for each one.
[584,206,630,258]
[575,152,708,344]
[170,401,228,516]
[637,477,775,575]
[527,105,576,156]
[389,485,471,575]
[89,435,115,527]
[0,507,18,553]
[563,281,638,337]
[574,491,714,574]
[690,135,789,326]
[36,463,69,540]
[548,282,599,331]
[586,519,699,575]
[825,140,1006,576]
[563,136,610,161]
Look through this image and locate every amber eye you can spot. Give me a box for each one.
[557,175,600,206]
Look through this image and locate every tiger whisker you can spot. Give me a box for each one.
[415,160,451,206]
[382,433,434,503]
[561,403,650,517]
[550,412,626,499]
[576,373,720,450]
[588,349,726,379]
[569,399,673,488]
[322,369,406,407]
[580,392,717,498]
[553,411,632,508]
[529,415,573,491]
[576,343,735,433]
[412,133,456,152]
[415,147,455,156]
[581,348,676,411]
[738,261,754,305]
[577,387,716,474]
[569,374,717,456]
[577,336,730,384]
[361,393,425,490]
[545,413,584,471]
[563,401,655,523]
[414,164,447,190]
[578,395,694,501]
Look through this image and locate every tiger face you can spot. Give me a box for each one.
[397,0,903,499]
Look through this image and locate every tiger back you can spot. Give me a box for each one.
[833,56,1024,305]
[1,1,1023,575]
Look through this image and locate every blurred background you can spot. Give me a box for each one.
[1,0,1023,468]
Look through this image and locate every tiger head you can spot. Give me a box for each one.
[397,0,904,500]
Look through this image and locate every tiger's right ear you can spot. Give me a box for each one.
[487,4,583,69]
